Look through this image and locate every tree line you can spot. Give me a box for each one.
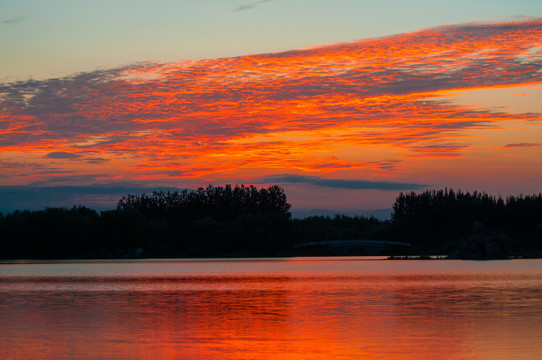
[0,185,294,259]
[117,184,291,221]
[1,186,541,259]
[392,189,542,256]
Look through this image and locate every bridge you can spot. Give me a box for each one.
[293,239,412,256]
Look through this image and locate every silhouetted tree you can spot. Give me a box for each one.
[391,189,542,256]
[117,184,291,221]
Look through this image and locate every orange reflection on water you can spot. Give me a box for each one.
[3,259,542,360]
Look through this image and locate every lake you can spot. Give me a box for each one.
[1,257,542,359]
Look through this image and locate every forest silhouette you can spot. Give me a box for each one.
[1,185,541,259]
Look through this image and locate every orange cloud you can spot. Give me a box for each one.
[0,19,541,193]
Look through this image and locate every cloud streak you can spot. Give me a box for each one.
[0,16,29,25]
[234,0,276,12]
[262,174,427,190]
[495,143,542,149]
[46,152,82,159]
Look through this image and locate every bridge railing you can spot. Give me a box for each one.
[293,239,412,248]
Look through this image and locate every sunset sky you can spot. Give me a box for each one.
[1,0,542,215]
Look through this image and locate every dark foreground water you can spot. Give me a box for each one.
[1,258,542,359]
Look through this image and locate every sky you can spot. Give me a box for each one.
[1,0,542,215]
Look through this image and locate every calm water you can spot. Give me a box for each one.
[1,258,542,360]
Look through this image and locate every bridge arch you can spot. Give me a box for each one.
[293,239,411,256]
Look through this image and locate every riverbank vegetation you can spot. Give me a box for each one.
[1,186,541,259]
[392,189,542,258]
